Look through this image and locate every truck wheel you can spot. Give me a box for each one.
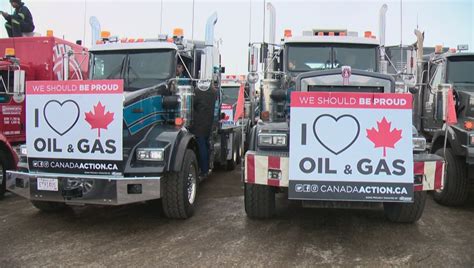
[31,201,67,212]
[434,148,469,206]
[226,145,237,171]
[244,183,275,219]
[235,142,242,165]
[0,151,9,200]
[162,149,198,219]
[383,191,427,223]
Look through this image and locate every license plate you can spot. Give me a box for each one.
[37,178,58,192]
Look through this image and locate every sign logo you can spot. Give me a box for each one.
[44,100,80,136]
[366,117,402,157]
[313,114,360,155]
[85,102,115,138]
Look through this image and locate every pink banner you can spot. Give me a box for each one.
[26,80,124,95]
[291,92,412,110]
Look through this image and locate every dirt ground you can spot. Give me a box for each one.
[1,167,473,267]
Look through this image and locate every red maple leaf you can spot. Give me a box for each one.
[366,117,402,157]
[84,102,114,138]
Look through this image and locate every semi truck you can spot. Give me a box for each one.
[0,35,88,199]
[221,74,256,153]
[412,43,474,206]
[6,13,242,219]
[243,3,445,223]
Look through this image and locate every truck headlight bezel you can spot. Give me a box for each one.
[412,137,427,152]
[19,144,27,156]
[136,148,165,162]
[258,133,288,148]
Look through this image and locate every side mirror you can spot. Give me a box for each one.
[248,46,259,73]
[247,72,259,84]
[435,84,451,121]
[406,48,417,76]
[62,53,70,81]
[197,80,211,91]
[13,69,25,95]
[220,67,226,74]
[409,87,419,94]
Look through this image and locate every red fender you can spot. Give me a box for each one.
[0,134,18,169]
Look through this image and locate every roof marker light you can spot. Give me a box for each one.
[101,31,111,39]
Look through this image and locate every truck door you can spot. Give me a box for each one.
[422,62,445,131]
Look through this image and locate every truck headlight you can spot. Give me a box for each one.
[136,148,165,161]
[20,145,27,156]
[413,137,427,152]
[258,133,287,147]
[469,134,474,146]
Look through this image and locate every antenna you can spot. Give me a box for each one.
[400,0,403,72]
[191,0,195,42]
[248,0,252,44]
[160,0,163,34]
[262,0,266,43]
[82,0,87,44]
[416,13,419,30]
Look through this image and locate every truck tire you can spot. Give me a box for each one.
[162,149,198,219]
[383,191,427,223]
[226,145,237,171]
[236,142,242,165]
[0,151,9,200]
[31,201,67,212]
[244,183,275,219]
[434,148,469,206]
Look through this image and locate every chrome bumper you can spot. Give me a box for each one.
[6,171,161,206]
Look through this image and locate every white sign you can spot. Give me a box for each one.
[26,80,124,175]
[221,103,234,126]
[289,92,414,202]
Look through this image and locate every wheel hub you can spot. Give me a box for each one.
[186,164,197,204]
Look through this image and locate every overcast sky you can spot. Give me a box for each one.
[1,0,472,74]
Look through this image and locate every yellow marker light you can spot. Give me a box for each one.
[173,28,184,37]
[5,48,15,57]
[46,30,54,37]
[100,31,111,39]
[464,120,474,131]
[284,29,292,38]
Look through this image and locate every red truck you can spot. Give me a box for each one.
[0,36,88,199]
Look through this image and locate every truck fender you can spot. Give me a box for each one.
[171,133,199,173]
[0,134,18,170]
[248,125,258,151]
[431,128,464,156]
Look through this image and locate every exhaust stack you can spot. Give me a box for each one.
[267,3,276,46]
[89,16,101,46]
[202,12,218,80]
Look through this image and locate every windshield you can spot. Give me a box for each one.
[222,86,240,104]
[447,56,474,84]
[91,49,175,91]
[287,44,377,72]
